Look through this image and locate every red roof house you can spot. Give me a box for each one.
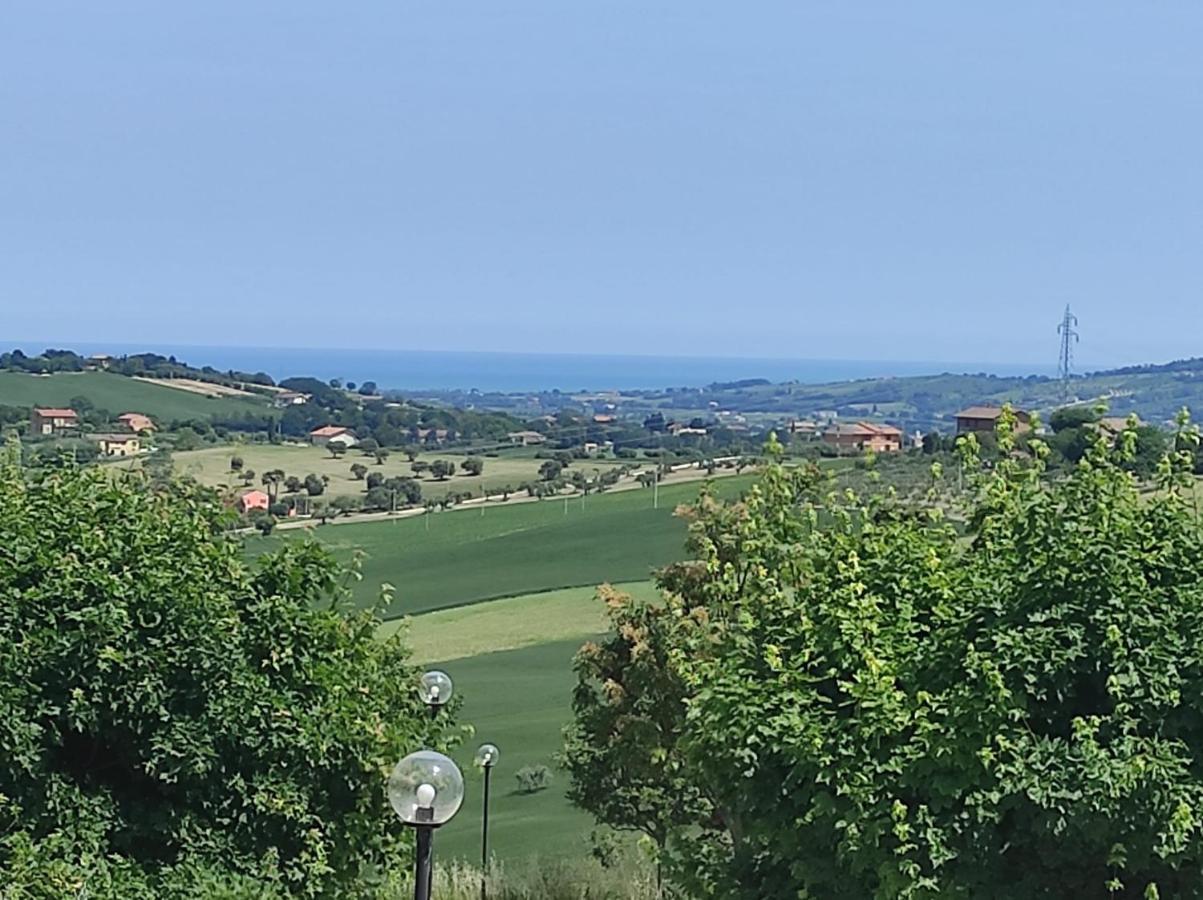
[238,490,270,513]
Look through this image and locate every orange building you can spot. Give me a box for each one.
[821,422,904,453]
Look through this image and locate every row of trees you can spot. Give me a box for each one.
[564,412,1203,897]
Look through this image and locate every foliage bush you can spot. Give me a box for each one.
[515,765,553,795]
[568,414,1203,898]
[0,457,447,895]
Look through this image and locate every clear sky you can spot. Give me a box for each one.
[3,2,1201,368]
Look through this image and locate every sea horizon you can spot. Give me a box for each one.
[9,340,1061,393]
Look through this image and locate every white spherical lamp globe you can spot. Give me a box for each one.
[388,750,465,826]
[419,670,454,707]
[474,743,500,769]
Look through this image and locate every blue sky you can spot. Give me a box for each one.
[2,2,1201,368]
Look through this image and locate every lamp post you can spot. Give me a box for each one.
[474,743,500,900]
[389,749,465,900]
[419,669,453,721]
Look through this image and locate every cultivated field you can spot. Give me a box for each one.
[247,476,759,864]
[173,442,629,504]
[249,473,756,615]
[0,371,270,421]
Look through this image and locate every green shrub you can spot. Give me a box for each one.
[0,461,448,895]
[570,416,1203,898]
[515,765,553,794]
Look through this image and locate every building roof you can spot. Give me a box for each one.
[825,421,903,437]
[89,433,139,443]
[1099,415,1142,432]
[239,490,270,506]
[33,408,78,418]
[310,425,351,437]
[955,405,1031,421]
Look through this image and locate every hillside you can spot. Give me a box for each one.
[0,370,272,422]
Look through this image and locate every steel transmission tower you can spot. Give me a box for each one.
[1057,304,1079,397]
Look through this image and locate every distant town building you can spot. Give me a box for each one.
[273,391,310,408]
[592,414,617,424]
[117,412,155,433]
[90,433,141,457]
[30,408,78,436]
[787,419,821,438]
[821,422,904,453]
[238,490,270,514]
[508,430,547,446]
[309,425,357,448]
[955,406,1032,436]
[668,422,708,437]
[1098,415,1141,434]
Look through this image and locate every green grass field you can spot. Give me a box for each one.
[249,474,755,616]
[431,638,601,863]
[173,443,626,504]
[397,581,657,664]
[245,474,758,864]
[0,371,270,421]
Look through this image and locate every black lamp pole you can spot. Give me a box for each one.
[480,764,492,900]
[414,824,434,900]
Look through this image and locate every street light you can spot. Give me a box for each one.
[389,749,465,900]
[419,670,453,720]
[474,743,500,900]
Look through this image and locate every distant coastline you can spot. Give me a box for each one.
[11,341,1056,394]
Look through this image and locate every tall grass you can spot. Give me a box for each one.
[378,857,660,900]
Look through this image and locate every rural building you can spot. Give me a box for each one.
[668,422,708,437]
[821,422,904,453]
[238,490,270,514]
[117,412,155,432]
[30,408,79,436]
[273,391,310,408]
[309,425,357,447]
[416,427,449,443]
[90,433,141,457]
[592,414,616,424]
[1099,415,1141,434]
[508,430,547,446]
[787,419,820,437]
[955,406,1032,436]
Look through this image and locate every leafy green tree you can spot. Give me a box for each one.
[366,471,385,490]
[350,462,368,481]
[375,448,390,466]
[229,455,244,471]
[460,456,484,476]
[539,459,563,482]
[331,495,360,517]
[174,426,201,451]
[327,443,346,459]
[303,473,324,496]
[411,461,430,476]
[0,464,450,895]
[1049,403,1103,432]
[570,414,1203,898]
[383,477,422,506]
[357,437,379,456]
[562,586,707,872]
[284,475,303,494]
[260,468,286,502]
[429,459,454,481]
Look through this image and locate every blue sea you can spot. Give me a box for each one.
[12,341,1054,393]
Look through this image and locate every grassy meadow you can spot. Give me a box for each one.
[248,473,756,615]
[0,370,270,421]
[244,475,759,864]
[172,442,627,504]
